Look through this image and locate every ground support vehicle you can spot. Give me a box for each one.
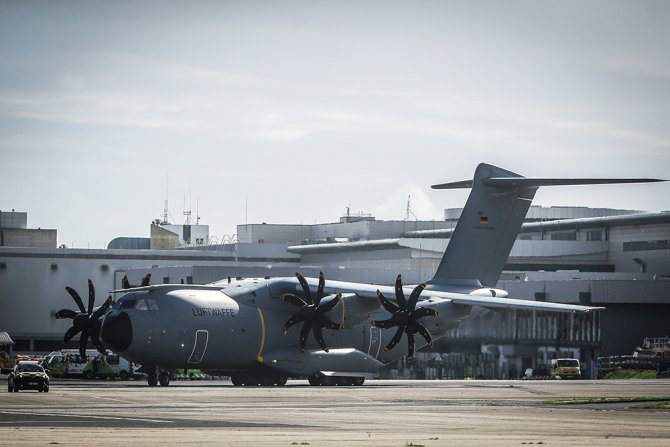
[550,358,581,379]
[42,350,142,380]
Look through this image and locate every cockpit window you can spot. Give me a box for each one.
[135,298,159,311]
[120,300,136,309]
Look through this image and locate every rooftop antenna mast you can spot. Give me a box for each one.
[183,181,194,225]
[406,195,417,221]
[162,173,170,225]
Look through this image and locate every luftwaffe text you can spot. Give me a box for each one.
[191,307,236,317]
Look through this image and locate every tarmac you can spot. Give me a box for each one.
[1,378,669,446]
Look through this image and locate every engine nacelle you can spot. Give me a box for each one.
[469,288,508,298]
[330,293,381,328]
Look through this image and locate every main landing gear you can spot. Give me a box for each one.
[308,374,365,386]
[147,367,171,387]
[230,372,287,387]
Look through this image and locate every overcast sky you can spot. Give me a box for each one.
[1,0,668,248]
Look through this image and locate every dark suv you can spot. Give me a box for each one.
[8,361,50,392]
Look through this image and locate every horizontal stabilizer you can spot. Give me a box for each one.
[433,177,664,189]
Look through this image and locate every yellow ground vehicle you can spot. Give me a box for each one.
[551,358,581,379]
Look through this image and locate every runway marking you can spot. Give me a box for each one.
[0,410,172,424]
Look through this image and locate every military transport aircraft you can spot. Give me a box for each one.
[54,163,664,387]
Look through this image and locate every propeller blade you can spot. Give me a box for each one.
[407,283,426,312]
[412,307,439,319]
[407,332,415,358]
[55,309,77,319]
[315,271,325,306]
[63,325,82,345]
[91,296,113,320]
[295,273,313,305]
[87,279,95,315]
[89,323,106,354]
[312,325,329,352]
[282,314,306,333]
[414,322,433,347]
[394,274,407,308]
[66,286,86,313]
[280,293,308,308]
[78,331,90,358]
[316,293,341,314]
[141,273,151,286]
[371,318,396,329]
[384,326,405,352]
[376,290,400,314]
[122,275,131,289]
[317,314,342,331]
[299,321,312,352]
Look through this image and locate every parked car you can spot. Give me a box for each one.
[8,361,50,392]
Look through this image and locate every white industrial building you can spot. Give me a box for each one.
[1,206,668,378]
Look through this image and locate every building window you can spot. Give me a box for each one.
[586,230,603,241]
[623,240,670,252]
[550,232,577,241]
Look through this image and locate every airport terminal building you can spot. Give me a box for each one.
[1,206,668,379]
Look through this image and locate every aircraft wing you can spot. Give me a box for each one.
[432,292,603,313]
[273,278,603,314]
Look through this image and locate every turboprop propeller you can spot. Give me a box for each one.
[280,272,343,352]
[372,274,439,358]
[121,273,152,289]
[55,279,113,357]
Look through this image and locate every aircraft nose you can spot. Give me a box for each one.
[101,311,133,352]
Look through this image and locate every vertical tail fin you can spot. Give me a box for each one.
[428,163,664,287]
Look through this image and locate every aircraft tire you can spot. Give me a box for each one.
[158,372,170,387]
[274,376,287,386]
[308,375,322,386]
[245,374,261,386]
[147,372,158,387]
[260,375,275,386]
[230,373,243,386]
[353,377,365,386]
[334,377,349,386]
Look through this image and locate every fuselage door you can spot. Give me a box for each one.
[188,330,209,364]
[367,326,383,359]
